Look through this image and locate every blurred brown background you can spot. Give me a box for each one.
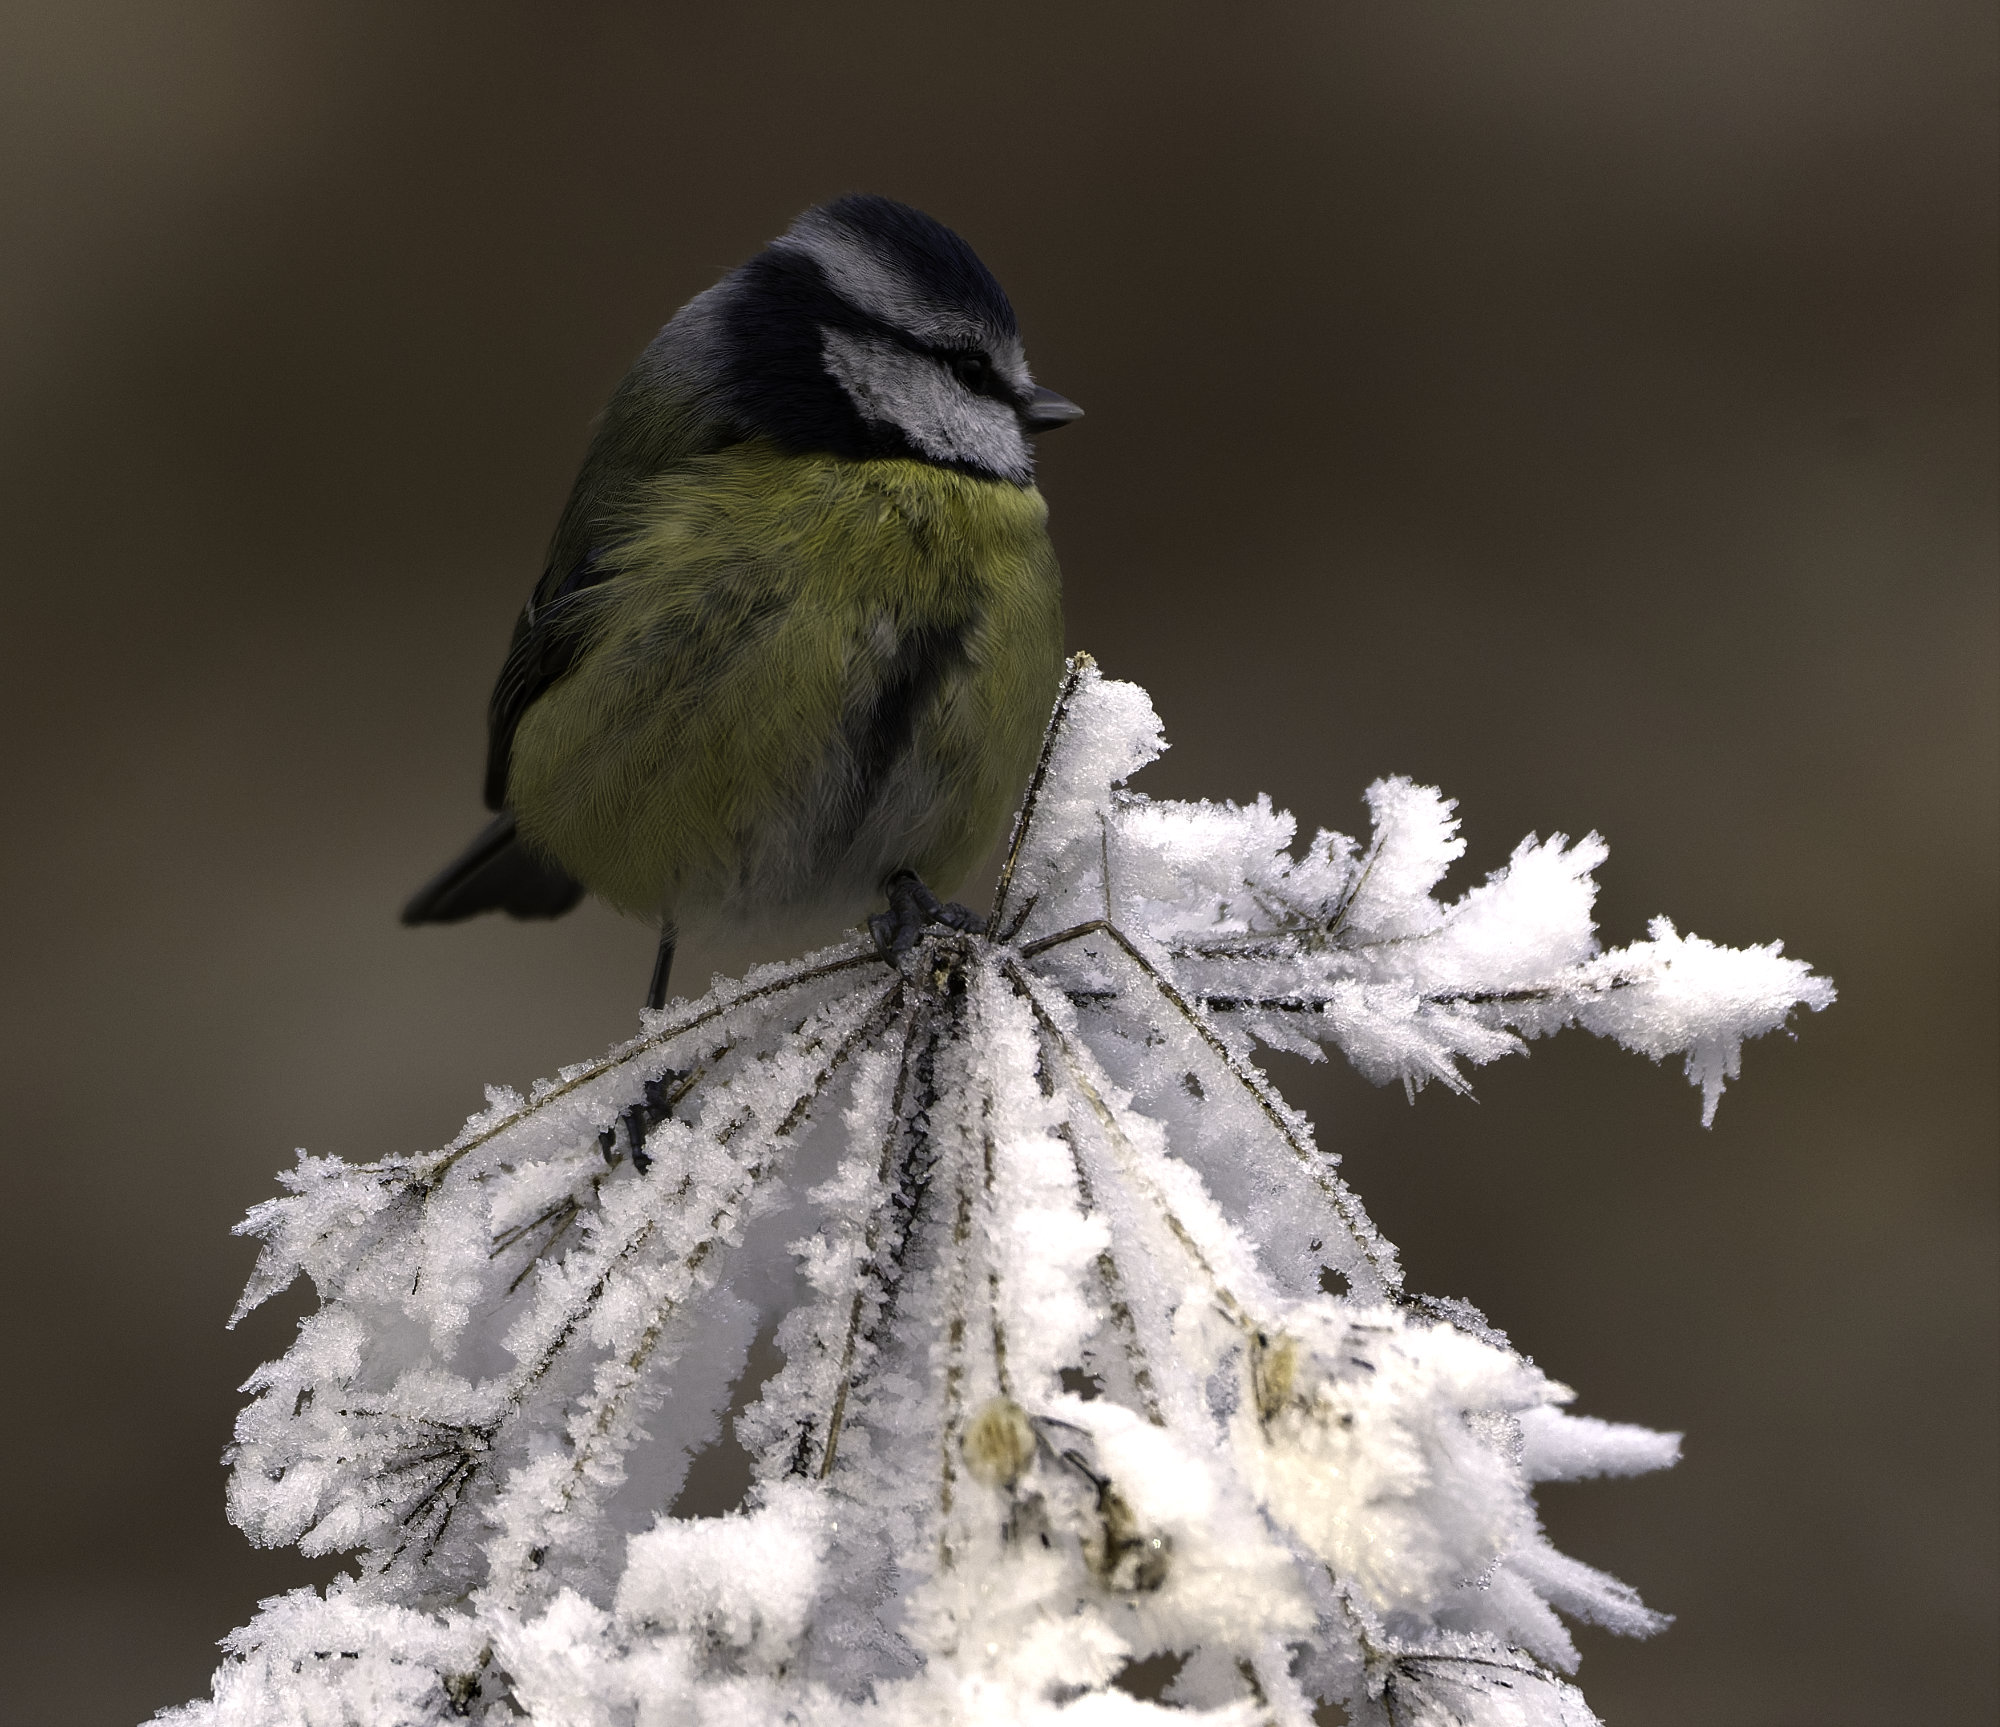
[0,3,1992,1723]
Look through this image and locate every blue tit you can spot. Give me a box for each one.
[402,194,1079,1007]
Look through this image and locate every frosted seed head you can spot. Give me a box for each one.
[1250,1331,1301,1423]
[962,1397,1038,1489]
[185,662,1830,1721]
[1083,1482,1172,1593]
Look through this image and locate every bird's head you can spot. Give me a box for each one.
[664,195,1081,486]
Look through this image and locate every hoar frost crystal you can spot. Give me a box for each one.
[163,657,1832,1726]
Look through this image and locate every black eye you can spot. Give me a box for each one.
[947,352,994,393]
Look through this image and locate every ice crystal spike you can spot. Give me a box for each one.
[165,656,1830,1725]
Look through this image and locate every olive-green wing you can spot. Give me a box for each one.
[483,562,612,811]
[480,358,732,812]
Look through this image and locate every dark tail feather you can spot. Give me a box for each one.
[401,812,586,924]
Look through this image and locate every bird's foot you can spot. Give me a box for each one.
[598,1071,684,1173]
[869,869,987,957]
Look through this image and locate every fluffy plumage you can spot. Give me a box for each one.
[403,195,1073,972]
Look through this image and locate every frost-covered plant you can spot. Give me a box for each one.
[161,657,1832,1726]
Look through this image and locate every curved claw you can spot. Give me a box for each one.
[870,870,987,957]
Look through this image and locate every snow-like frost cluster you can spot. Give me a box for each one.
[161,656,1831,1726]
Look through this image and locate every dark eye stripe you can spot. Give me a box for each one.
[945,351,995,394]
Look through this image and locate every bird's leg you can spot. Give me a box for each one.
[869,869,987,957]
[645,923,678,1011]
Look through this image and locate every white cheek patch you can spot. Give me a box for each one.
[821,327,1032,484]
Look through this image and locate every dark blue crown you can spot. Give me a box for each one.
[810,193,1018,337]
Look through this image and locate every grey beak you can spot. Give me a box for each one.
[1020,386,1084,433]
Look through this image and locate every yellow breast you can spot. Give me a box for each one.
[507,446,1065,925]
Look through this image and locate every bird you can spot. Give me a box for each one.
[401,195,1078,1010]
